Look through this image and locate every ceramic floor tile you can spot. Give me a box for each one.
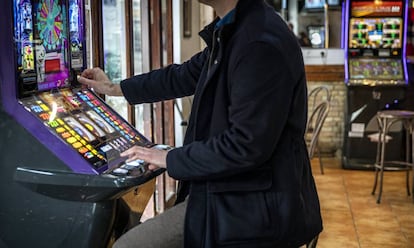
[358,231,408,248]
[311,157,414,248]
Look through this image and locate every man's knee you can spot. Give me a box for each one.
[113,201,187,248]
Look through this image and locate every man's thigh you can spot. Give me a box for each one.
[113,201,187,248]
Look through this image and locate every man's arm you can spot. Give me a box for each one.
[121,49,208,104]
[77,67,123,96]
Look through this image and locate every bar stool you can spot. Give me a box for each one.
[371,110,414,204]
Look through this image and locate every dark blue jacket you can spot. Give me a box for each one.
[121,0,323,247]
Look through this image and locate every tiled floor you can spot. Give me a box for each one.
[311,157,414,248]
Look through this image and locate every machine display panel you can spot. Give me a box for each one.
[351,1,403,18]
[348,58,404,83]
[345,0,407,85]
[304,0,340,9]
[20,88,152,171]
[308,25,325,48]
[14,0,85,96]
[349,18,403,49]
[68,0,85,71]
[304,0,325,9]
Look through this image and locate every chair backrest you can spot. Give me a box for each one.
[306,100,330,158]
[308,86,331,114]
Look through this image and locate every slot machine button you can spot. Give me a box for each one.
[66,137,77,144]
[73,142,83,149]
[120,164,136,170]
[112,168,129,175]
[153,144,174,151]
[125,159,145,167]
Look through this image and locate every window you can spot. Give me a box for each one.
[102,0,129,120]
[89,0,177,219]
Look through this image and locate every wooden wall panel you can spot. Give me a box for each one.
[305,65,345,82]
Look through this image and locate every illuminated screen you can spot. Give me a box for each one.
[349,58,403,81]
[349,18,402,49]
[69,0,84,70]
[305,0,325,9]
[20,88,152,170]
[304,0,339,9]
[13,0,85,95]
[14,0,35,72]
[308,26,325,48]
[351,1,403,18]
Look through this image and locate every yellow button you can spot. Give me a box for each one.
[56,127,65,133]
[66,137,77,144]
[73,142,82,149]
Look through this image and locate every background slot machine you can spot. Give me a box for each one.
[0,0,163,247]
[342,0,410,169]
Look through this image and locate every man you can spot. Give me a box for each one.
[78,0,323,247]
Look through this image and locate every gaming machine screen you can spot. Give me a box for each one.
[14,0,85,95]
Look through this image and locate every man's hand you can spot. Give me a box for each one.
[121,146,168,170]
[77,67,123,96]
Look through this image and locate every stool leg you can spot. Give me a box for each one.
[411,126,414,202]
[317,142,324,175]
[372,150,380,195]
[372,118,383,196]
[377,165,385,204]
[412,168,414,203]
[407,170,411,196]
[412,166,414,203]
[377,120,388,204]
[372,169,379,195]
[406,125,411,196]
[403,125,411,196]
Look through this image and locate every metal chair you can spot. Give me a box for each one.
[307,86,331,174]
[303,87,333,247]
[371,110,414,204]
[308,86,331,110]
[306,235,319,248]
[306,100,330,174]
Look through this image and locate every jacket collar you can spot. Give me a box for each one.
[199,18,220,49]
[198,0,261,48]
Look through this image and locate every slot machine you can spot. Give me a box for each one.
[0,0,164,247]
[342,0,409,169]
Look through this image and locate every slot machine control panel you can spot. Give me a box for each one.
[20,87,160,175]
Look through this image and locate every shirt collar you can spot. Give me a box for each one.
[215,9,236,30]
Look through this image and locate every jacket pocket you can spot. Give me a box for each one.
[207,166,272,192]
[210,190,279,245]
[207,167,278,245]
